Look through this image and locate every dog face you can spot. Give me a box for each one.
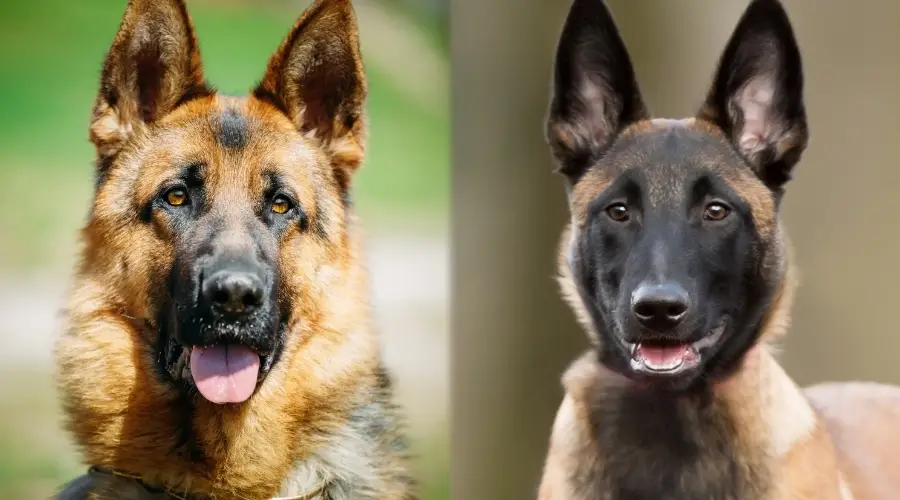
[548,0,807,390]
[85,0,366,405]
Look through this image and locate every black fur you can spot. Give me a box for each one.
[149,165,298,399]
[263,171,311,234]
[700,0,807,193]
[547,0,648,183]
[216,109,250,149]
[568,128,781,391]
[140,163,205,225]
[575,372,771,500]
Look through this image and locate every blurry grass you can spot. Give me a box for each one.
[0,0,448,272]
[0,369,449,499]
[0,370,82,499]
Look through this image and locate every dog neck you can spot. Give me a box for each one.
[56,366,405,500]
[558,340,839,500]
[57,465,325,499]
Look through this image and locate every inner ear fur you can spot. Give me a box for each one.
[697,0,808,190]
[546,0,650,183]
[254,0,367,190]
[90,0,209,163]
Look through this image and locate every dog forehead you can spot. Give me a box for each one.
[157,94,302,145]
[187,95,299,144]
[570,118,755,216]
[613,119,735,170]
[616,135,711,207]
[120,95,325,203]
[170,96,321,165]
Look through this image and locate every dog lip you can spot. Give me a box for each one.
[625,318,728,354]
[188,340,271,356]
[692,319,727,351]
[625,318,728,376]
[628,343,697,374]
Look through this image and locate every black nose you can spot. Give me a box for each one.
[202,270,265,317]
[631,283,690,332]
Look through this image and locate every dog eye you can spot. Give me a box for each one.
[605,203,630,222]
[164,188,189,207]
[271,196,293,215]
[703,201,731,221]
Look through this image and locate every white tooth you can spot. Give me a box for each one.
[630,357,644,371]
[642,357,684,372]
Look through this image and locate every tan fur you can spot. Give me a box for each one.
[538,347,900,499]
[556,224,598,346]
[54,1,414,499]
[804,383,900,499]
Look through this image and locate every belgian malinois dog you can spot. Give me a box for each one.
[53,0,415,498]
[538,0,900,498]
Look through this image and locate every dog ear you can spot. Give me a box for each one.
[254,0,367,190]
[698,0,808,190]
[91,0,209,160]
[546,0,649,182]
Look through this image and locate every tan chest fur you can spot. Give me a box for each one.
[538,350,900,500]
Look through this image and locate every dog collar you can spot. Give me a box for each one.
[87,466,325,500]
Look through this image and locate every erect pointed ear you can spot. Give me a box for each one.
[698,0,808,190]
[546,0,649,181]
[91,0,209,161]
[254,0,367,190]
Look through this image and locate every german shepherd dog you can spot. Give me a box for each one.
[538,0,900,498]
[53,0,415,498]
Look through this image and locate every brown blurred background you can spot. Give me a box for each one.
[452,1,900,499]
[0,0,447,498]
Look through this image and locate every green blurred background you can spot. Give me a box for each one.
[0,0,448,498]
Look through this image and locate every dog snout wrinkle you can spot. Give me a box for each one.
[631,282,691,332]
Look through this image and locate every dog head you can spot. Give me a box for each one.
[83,0,366,405]
[547,0,807,391]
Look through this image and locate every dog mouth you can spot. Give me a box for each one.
[168,342,276,404]
[626,320,727,376]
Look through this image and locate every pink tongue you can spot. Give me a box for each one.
[638,343,690,365]
[190,345,260,404]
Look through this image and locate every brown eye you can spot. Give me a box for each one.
[165,188,188,207]
[271,196,293,215]
[703,201,731,221]
[606,203,630,222]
